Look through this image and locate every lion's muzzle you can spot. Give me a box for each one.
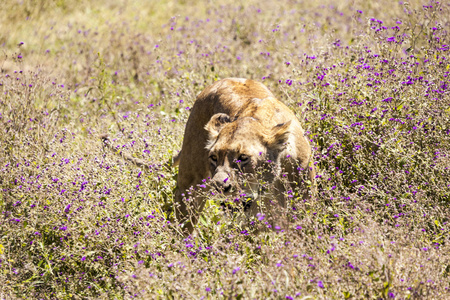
[212,170,232,193]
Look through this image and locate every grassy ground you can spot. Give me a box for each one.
[1,0,449,298]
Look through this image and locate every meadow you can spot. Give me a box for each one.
[0,0,449,298]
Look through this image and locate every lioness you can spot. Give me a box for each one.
[175,78,315,233]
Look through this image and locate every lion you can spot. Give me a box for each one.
[174,78,315,234]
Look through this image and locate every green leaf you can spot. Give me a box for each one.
[343,291,352,299]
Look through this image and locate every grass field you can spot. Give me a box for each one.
[1,0,449,298]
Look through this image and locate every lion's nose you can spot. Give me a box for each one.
[222,178,232,193]
[213,173,232,193]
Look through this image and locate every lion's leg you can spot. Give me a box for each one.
[174,152,210,235]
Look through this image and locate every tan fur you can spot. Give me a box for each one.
[175,78,316,234]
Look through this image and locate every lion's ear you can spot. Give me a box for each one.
[205,113,231,141]
[266,120,291,151]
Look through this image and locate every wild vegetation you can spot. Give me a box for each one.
[1,0,449,298]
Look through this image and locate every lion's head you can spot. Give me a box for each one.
[204,112,291,199]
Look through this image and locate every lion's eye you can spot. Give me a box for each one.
[209,154,218,162]
[238,154,249,162]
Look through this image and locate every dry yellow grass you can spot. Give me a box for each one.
[1,0,449,298]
